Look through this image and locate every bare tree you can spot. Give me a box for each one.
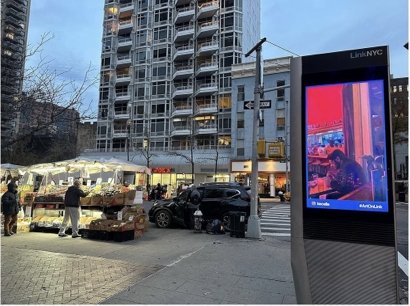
[2,33,98,164]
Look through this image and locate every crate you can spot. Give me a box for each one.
[80,197,92,205]
[91,195,103,205]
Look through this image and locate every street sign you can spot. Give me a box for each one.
[244,100,271,110]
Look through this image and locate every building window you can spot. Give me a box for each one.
[152,103,166,116]
[237,148,244,156]
[218,95,231,110]
[153,26,169,42]
[277,117,285,130]
[152,64,167,78]
[135,50,146,63]
[153,47,168,61]
[152,81,166,97]
[277,80,285,101]
[101,56,111,67]
[398,85,403,92]
[218,116,231,132]
[237,119,244,128]
[237,85,245,101]
[151,119,165,135]
[393,86,397,92]
[135,68,145,80]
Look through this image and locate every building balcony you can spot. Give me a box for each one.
[194,124,217,135]
[6,15,24,27]
[175,0,191,6]
[195,83,218,96]
[197,1,219,20]
[115,92,130,101]
[8,1,27,13]
[173,65,194,80]
[112,130,128,138]
[115,73,131,84]
[113,111,130,119]
[175,6,195,24]
[196,21,219,39]
[171,105,193,117]
[117,37,132,50]
[170,126,191,137]
[172,85,194,98]
[118,19,133,31]
[195,102,218,115]
[119,2,133,12]
[116,55,131,66]
[173,44,194,61]
[6,7,25,20]
[174,25,194,43]
[196,62,218,77]
[197,41,219,56]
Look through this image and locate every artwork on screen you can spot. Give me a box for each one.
[305,80,388,212]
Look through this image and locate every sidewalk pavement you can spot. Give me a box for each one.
[103,236,296,304]
[1,226,296,304]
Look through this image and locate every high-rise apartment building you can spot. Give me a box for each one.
[95,0,260,183]
[1,0,31,152]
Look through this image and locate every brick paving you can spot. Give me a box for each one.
[1,247,162,304]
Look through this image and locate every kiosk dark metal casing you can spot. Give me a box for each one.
[291,46,399,304]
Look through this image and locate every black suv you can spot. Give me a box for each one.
[148,183,260,229]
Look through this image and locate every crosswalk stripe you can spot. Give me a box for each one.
[263,232,290,237]
[261,206,291,237]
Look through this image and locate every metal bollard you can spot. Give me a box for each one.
[193,208,203,233]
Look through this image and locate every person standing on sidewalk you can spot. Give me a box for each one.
[58,180,88,238]
[1,182,20,236]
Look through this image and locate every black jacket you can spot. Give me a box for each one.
[64,186,87,207]
[1,183,20,215]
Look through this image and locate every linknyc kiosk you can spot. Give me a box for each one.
[290,46,399,304]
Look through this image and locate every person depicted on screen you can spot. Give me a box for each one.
[327,149,367,195]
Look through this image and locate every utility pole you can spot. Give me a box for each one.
[245,37,266,239]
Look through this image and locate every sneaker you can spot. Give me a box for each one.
[10,232,16,235]
[4,233,11,236]
[72,235,81,238]
[58,233,67,237]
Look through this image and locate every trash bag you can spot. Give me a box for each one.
[206,219,225,235]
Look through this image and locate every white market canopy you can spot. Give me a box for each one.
[24,157,151,176]
[0,163,27,176]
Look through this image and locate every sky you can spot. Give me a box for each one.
[26,0,408,115]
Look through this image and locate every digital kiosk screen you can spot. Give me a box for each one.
[305,80,388,213]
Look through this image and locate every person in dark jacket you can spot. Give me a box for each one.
[58,180,88,238]
[327,149,367,196]
[1,182,20,236]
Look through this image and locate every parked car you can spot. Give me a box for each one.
[148,183,261,230]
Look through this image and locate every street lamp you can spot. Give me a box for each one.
[244,37,266,239]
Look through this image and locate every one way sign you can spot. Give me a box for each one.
[244,100,271,110]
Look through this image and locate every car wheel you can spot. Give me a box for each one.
[222,213,231,231]
[155,210,172,228]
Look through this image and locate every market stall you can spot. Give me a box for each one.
[16,157,150,239]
